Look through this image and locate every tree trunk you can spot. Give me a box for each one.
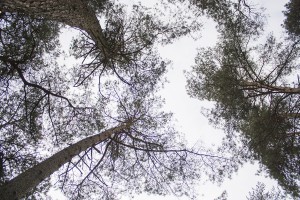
[2,0,109,55]
[0,123,129,200]
[242,81,300,94]
[281,113,300,119]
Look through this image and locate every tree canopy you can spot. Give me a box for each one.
[1,0,296,199]
[246,182,287,200]
[0,11,60,189]
[186,2,300,197]
[0,0,240,199]
[2,0,201,92]
[284,0,300,37]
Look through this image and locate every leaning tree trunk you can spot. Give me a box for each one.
[0,123,130,200]
[1,0,110,55]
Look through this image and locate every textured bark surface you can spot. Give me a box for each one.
[0,124,128,200]
[2,0,109,54]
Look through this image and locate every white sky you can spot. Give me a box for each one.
[49,0,290,199]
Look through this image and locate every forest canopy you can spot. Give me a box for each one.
[186,0,300,198]
[0,0,299,199]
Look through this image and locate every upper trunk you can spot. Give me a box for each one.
[2,0,110,56]
[241,81,300,94]
[0,123,130,200]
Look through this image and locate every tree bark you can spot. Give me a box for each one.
[242,81,300,94]
[1,0,110,55]
[281,113,300,119]
[0,123,130,200]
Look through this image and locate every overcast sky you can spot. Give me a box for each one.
[49,1,289,199]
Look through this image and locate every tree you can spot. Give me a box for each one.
[2,0,109,54]
[0,0,250,199]
[283,0,300,37]
[0,124,129,200]
[168,0,264,36]
[186,14,300,198]
[1,0,200,90]
[0,11,61,198]
[246,182,289,200]
[0,82,233,199]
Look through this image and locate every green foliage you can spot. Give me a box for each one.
[186,2,300,197]
[58,87,197,199]
[0,1,235,199]
[186,40,252,132]
[0,12,79,199]
[0,12,59,185]
[284,0,300,37]
[0,12,59,77]
[70,2,201,93]
[2,0,285,199]
[247,182,289,200]
[241,107,300,197]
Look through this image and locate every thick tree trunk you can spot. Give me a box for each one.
[0,123,129,200]
[2,0,109,55]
